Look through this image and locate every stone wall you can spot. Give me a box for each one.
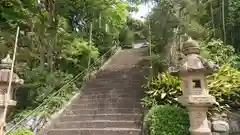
[209,111,240,135]
[142,111,240,135]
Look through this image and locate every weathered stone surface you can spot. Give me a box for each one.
[228,112,240,135]
[38,48,148,135]
[212,120,229,132]
[229,120,240,135]
[175,37,215,135]
[208,120,211,129]
[211,112,228,122]
[212,132,229,135]
[178,95,216,106]
[142,120,149,135]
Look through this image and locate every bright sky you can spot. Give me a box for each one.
[131,2,155,21]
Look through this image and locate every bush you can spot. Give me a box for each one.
[207,64,240,111]
[8,128,34,135]
[144,105,190,135]
[145,53,169,74]
[16,68,77,109]
[141,72,182,108]
[200,39,238,66]
[120,29,135,47]
[9,68,78,121]
[142,65,240,113]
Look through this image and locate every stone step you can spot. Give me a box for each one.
[59,114,141,122]
[82,89,141,94]
[79,93,143,100]
[68,103,141,109]
[53,120,141,129]
[73,98,141,105]
[84,84,143,89]
[80,93,143,97]
[47,128,141,135]
[95,72,143,79]
[41,49,148,135]
[64,108,142,115]
[74,97,141,102]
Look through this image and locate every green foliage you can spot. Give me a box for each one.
[141,72,181,108]
[207,64,240,111]
[144,105,190,135]
[127,17,147,41]
[145,53,169,74]
[61,38,100,74]
[16,68,77,107]
[142,64,240,113]
[185,20,208,40]
[200,39,238,65]
[125,29,135,45]
[0,0,134,124]
[8,128,34,135]
[199,39,240,113]
[148,0,178,52]
[8,68,78,120]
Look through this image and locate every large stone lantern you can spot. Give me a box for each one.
[169,37,216,135]
[0,54,23,134]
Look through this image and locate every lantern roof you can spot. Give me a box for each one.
[0,54,23,84]
[1,54,12,69]
[169,37,216,76]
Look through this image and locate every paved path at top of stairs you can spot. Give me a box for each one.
[42,48,148,135]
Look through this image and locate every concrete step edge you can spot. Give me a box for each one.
[65,108,141,111]
[49,128,141,131]
[55,120,141,123]
[61,113,141,117]
[70,103,141,106]
[65,108,142,112]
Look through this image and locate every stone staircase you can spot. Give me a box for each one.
[41,48,148,135]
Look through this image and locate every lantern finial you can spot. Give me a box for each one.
[182,38,200,55]
[1,54,12,69]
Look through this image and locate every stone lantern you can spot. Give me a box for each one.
[0,54,23,133]
[169,37,216,135]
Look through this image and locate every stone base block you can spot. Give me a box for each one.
[0,100,16,106]
[190,127,211,134]
[178,95,216,107]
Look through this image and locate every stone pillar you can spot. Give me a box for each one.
[0,54,23,135]
[169,37,216,135]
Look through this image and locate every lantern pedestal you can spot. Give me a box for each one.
[179,95,215,135]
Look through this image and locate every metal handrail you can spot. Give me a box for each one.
[5,45,119,134]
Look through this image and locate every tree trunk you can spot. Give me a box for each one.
[210,1,216,37]
[39,43,45,69]
[222,0,226,44]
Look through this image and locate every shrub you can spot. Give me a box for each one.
[9,68,78,121]
[142,65,240,113]
[200,39,238,66]
[16,69,77,109]
[232,55,240,70]
[144,105,190,135]
[119,27,135,48]
[145,53,169,74]
[141,72,181,108]
[207,64,240,112]
[8,128,34,135]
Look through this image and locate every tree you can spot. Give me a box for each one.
[0,0,134,123]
